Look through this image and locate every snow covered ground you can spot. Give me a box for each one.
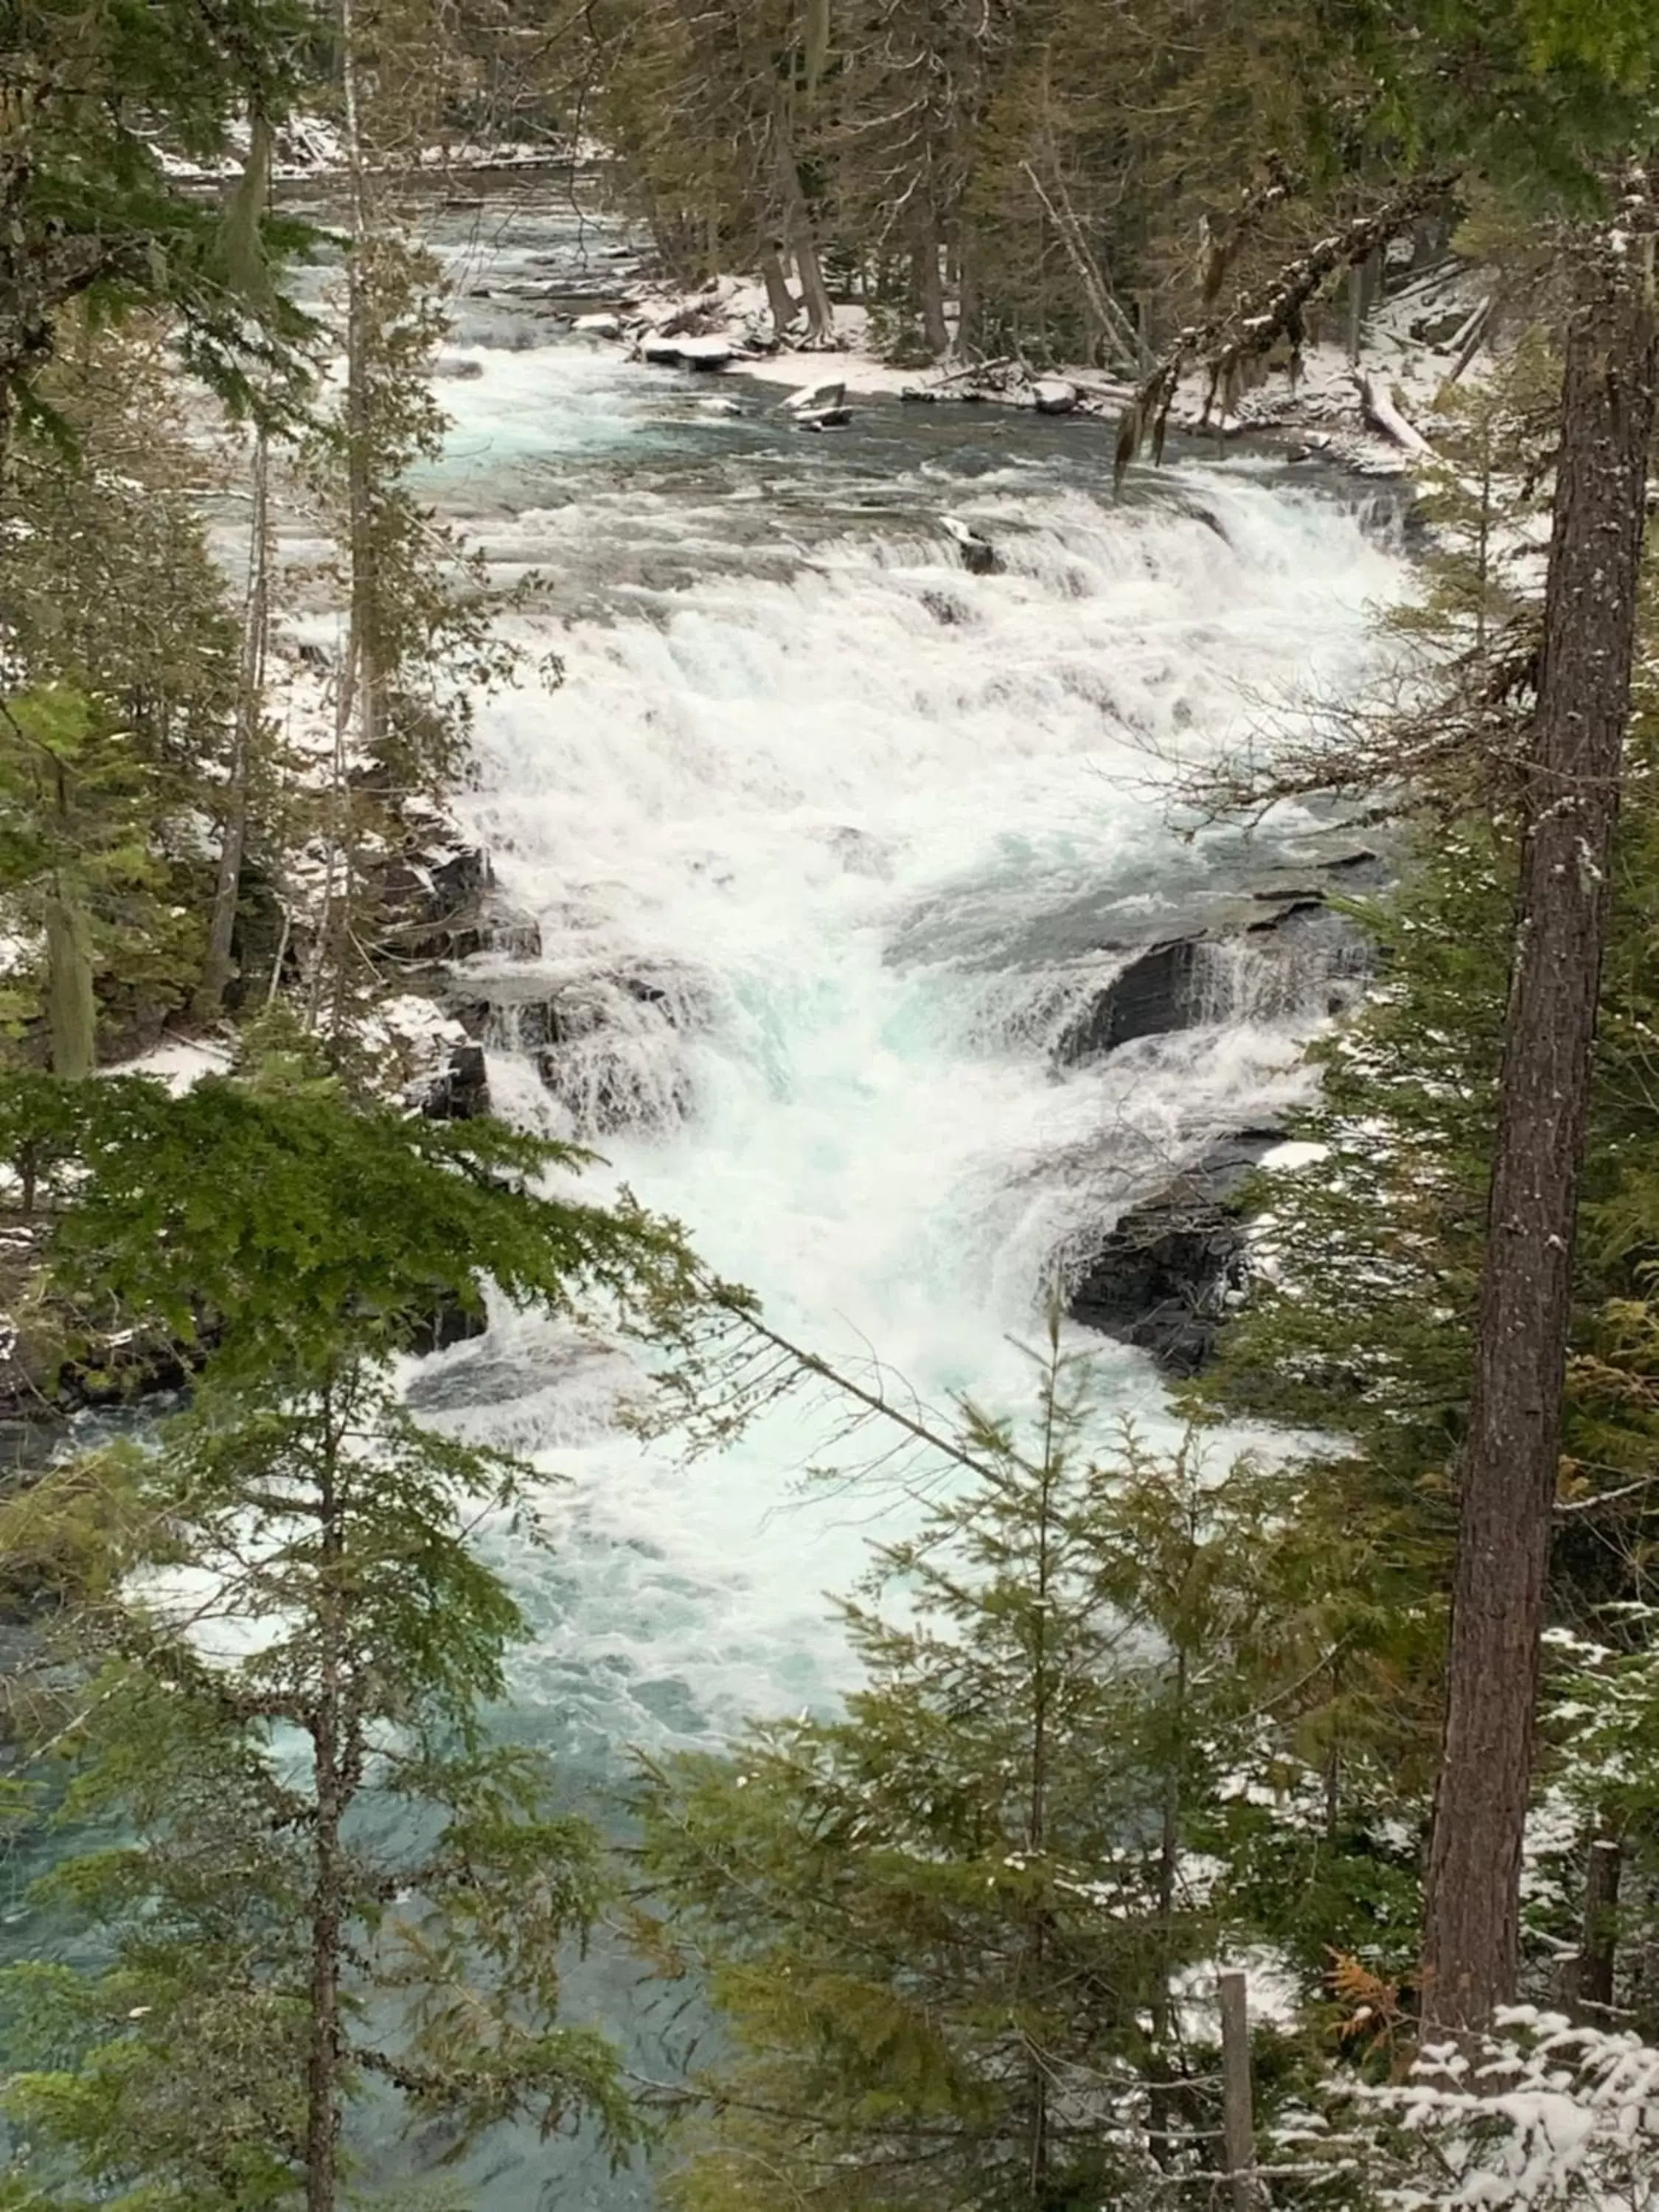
[599,258,1492,477]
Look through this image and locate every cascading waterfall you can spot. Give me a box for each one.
[372,189,1411,2206]
[393,217,1408,1747]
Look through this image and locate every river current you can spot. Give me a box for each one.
[303,184,1408,2204]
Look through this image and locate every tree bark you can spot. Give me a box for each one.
[194,423,270,1021]
[758,240,797,333]
[1422,233,1658,2036]
[44,873,96,1078]
[913,203,950,358]
[1573,1833,1623,2016]
[765,94,834,344]
[305,1410,347,2212]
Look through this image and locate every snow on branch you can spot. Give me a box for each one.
[1114,173,1461,487]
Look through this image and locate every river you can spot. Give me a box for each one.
[301,179,1408,2205]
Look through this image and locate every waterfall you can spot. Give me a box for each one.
[279,187,1413,2212]
[391,222,1407,1766]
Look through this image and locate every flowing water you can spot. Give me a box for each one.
[193,183,1414,2205]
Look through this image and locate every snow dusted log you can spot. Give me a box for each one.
[1115,171,1461,485]
[1352,369,1437,457]
[942,515,998,574]
[781,377,846,414]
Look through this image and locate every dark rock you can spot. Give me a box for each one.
[420,1043,490,1122]
[447,965,703,1135]
[1067,1130,1284,1374]
[377,844,496,962]
[1054,896,1375,1068]
[1057,940,1199,1063]
[407,1292,490,1359]
[797,406,854,430]
[942,518,999,574]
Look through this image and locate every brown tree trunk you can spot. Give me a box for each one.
[1421,235,1658,2037]
[765,94,833,344]
[1573,1833,1623,2017]
[305,1431,347,2212]
[758,240,797,333]
[195,423,270,1021]
[914,203,950,358]
[44,872,96,1079]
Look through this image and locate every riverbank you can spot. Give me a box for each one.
[576,255,1489,478]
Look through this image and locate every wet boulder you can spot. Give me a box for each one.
[1056,940,1199,1063]
[377,844,493,962]
[942,515,999,574]
[447,964,706,1137]
[640,333,734,370]
[419,1043,490,1122]
[408,1293,490,1360]
[1067,1130,1284,1375]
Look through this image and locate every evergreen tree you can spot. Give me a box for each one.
[0,1360,636,2211]
[0,0,315,444]
[0,324,247,1065]
[640,1343,1286,2212]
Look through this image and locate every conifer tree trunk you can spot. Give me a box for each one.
[1022,1424,1054,2203]
[312,0,378,1037]
[1422,229,1658,2035]
[195,424,270,1021]
[913,204,950,358]
[765,94,832,343]
[759,240,797,333]
[305,1404,349,2212]
[44,873,96,1078]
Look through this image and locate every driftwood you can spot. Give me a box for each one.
[1352,368,1437,457]
[1114,172,1461,487]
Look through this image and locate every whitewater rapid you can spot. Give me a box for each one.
[380,197,1409,1790]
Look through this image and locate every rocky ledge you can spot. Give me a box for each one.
[1066,1129,1288,1377]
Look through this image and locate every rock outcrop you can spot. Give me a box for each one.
[419,1042,491,1121]
[448,964,703,1135]
[1066,1130,1284,1375]
[1053,863,1380,1070]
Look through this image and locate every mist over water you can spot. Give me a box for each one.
[334,188,1408,2205]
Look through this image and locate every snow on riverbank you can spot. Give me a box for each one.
[591,258,1492,476]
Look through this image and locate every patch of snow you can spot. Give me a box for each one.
[1260,1140,1330,1172]
[102,1038,234,1095]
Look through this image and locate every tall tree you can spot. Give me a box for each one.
[1422,198,1659,2032]
[1,1365,637,2211]
[641,1349,1278,2212]
[0,0,313,445]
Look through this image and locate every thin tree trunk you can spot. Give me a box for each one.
[1021,1375,1057,2204]
[765,96,833,344]
[195,423,270,1021]
[914,203,950,358]
[1573,1833,1623,2016]
[44,873,95,1078]
[313,0,377,1038]
[305,1410,347,2212]
[790,220,835,344]
[1422,231,1658,2037]
[956,235,982,360]
[758,240,797,333]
